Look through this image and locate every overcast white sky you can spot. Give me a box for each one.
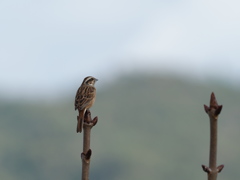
[1,0,240,98]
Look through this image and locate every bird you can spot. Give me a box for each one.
[75,76,98,133]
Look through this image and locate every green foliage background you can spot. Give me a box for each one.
[1,75,240,179]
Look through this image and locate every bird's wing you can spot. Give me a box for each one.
[75,86,96,110]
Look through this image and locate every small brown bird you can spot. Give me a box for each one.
[75,76,98,133]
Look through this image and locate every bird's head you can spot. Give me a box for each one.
[82,76,98,86]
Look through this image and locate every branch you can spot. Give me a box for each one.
[202,92,224,180]
[81,110,98,180]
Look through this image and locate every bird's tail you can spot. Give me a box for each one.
[76,110,85,133]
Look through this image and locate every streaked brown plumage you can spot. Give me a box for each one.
[75,76,98,133]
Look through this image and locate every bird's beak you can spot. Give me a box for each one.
[95,78,98,81]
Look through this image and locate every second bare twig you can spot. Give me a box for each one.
[202,92,224,180]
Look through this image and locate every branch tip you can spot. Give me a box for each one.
[86,149,92,160]
[81,149,92,162]
[202,165,211,173]
[215,105,223,116]
[210,92,219,108]
[92,116,98,126]
[204,105,209,114]
[81,152,85,159]
[217,164,224,173]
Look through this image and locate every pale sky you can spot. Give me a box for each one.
[1,0,240,98]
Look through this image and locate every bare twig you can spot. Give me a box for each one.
[81,110,98,180]
[202,92,224,180]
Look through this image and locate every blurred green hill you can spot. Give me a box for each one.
[1,75,240,180]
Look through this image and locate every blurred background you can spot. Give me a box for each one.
[1,0,240,179]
